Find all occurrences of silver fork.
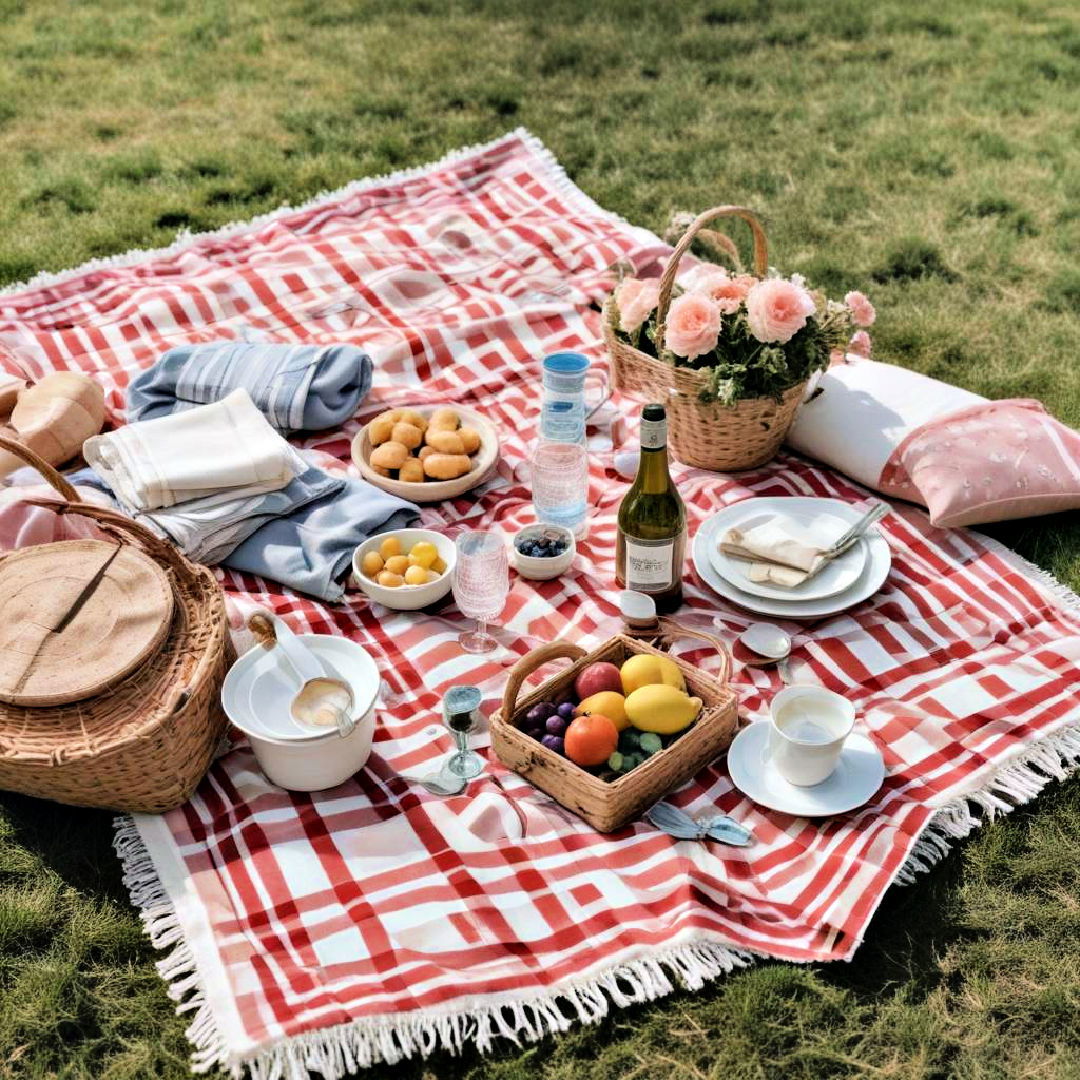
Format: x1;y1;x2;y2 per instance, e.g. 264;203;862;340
824;501;889;559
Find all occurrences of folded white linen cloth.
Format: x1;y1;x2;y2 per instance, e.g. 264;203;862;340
69;450;340;566
719;518;832;587
83;389;295;511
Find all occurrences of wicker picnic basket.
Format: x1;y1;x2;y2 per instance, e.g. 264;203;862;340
604;205;807;472
0;435;231;813
490;625;738;832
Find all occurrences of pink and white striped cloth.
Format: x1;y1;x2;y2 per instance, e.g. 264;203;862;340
3;131;1080;1080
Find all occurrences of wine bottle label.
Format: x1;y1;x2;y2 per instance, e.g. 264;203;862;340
624;536;675;591
640;417;667;450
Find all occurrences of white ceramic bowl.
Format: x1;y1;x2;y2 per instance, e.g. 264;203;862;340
352;528;456;610
351;404;500;504
221;634;379;792
511;524;576;581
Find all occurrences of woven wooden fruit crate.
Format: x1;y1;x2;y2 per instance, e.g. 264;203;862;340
490;629;738;832
603;204;807;472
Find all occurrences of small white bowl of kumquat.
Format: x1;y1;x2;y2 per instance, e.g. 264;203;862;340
351;529;456;610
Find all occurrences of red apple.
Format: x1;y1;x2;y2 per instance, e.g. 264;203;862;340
574;662;623;701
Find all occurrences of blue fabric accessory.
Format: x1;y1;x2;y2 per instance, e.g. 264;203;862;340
127;341;372;432
68;455;345;566
223;475;420;602
645;801;753;847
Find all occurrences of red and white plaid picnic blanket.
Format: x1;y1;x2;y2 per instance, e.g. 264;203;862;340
4;131;1080;1080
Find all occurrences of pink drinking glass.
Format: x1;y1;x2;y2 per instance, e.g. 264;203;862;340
452;531;509;654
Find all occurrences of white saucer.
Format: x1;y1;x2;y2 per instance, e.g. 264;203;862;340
709;506;868;602
727;721;885;816
693;497;892;620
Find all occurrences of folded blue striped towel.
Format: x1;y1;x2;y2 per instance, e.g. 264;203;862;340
127;341;372;432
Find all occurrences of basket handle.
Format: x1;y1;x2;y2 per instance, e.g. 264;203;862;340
501;641;587;721
624;617;733;686
21;498;198;578
0;433;79;502
655;206;769;355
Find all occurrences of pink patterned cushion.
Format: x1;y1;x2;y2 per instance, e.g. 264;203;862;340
879;399;1080;527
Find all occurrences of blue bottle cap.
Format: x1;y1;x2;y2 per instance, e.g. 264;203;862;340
542;351;589;374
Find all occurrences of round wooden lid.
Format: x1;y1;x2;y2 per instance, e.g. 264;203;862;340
0;539;175;706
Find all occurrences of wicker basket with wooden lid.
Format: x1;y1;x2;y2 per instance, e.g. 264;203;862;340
0;434;231;813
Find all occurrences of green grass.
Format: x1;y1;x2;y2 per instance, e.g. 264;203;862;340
2;0;1080;1076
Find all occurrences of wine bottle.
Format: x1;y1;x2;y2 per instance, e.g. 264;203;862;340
615;404;687;613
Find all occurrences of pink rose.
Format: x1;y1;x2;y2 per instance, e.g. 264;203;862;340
664;292;722;359
689;268;757;314
849;330;872;357
614;278;660;334
844;290;876;327
745;278;816;344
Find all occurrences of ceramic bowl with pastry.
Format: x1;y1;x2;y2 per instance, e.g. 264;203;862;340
351;528;457;610
351;405;499;503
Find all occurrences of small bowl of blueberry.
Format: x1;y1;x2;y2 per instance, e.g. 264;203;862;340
511;524;576;581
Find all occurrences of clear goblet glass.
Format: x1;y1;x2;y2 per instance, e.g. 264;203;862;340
452;531;509;654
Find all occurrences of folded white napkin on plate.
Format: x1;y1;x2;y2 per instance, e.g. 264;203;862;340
719;518;831;587
84;389;295;511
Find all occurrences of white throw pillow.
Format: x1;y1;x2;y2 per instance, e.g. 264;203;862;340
785;358;986;488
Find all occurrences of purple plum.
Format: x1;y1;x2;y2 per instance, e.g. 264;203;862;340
545;715;567;736
556;701;576;720
541;734;565;755
525;704;548;725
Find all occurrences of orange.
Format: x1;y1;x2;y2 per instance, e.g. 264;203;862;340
564;713;619;767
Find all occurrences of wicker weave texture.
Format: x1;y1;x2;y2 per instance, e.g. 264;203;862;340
0;435;230;813
605;205;807;472
490;634;738;833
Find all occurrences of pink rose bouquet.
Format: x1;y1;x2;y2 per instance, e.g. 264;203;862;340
608;257;875;407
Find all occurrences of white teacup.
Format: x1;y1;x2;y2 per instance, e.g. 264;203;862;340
767;686;855;787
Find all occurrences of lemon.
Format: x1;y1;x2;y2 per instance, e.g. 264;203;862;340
625;684;702;734
574;690;629;731
619;654;686;695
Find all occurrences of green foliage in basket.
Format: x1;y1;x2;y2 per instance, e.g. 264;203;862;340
608;259;876;406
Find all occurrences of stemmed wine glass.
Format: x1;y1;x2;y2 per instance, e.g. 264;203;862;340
443;684;485;779
452;531;509;654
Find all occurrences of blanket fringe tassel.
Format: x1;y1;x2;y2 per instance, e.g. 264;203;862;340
113;817;752;1078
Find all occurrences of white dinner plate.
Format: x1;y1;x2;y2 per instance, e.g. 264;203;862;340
727;721;885;817
708;506;868;601
693;497;892;620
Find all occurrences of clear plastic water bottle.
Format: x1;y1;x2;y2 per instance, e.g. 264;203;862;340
539;352;609;446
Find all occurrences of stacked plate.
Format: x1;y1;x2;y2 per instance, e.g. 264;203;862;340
692;497;892;619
